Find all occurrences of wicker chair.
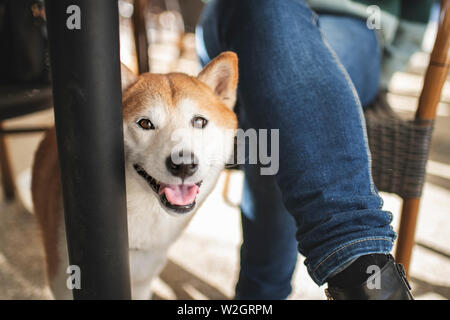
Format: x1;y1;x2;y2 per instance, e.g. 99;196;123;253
375;0;449;275
223;0;450;276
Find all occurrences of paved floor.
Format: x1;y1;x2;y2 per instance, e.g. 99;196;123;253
1;79;449;300
1;24;449;300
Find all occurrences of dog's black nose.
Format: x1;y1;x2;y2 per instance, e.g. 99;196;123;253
166;151;198;179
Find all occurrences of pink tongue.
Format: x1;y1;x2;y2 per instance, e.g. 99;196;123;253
159;184;199;206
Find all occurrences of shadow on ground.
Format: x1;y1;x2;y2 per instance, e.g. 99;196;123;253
0;201;230;300
0;202;49;299
1;200;450;300
155;260;229;300
411;277;450;300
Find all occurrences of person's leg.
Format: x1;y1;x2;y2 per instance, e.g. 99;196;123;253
198;1;300;300
197;0;396;291
317;14;381;107
236;164;298;300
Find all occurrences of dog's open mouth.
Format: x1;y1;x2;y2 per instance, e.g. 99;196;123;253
133;164;202;214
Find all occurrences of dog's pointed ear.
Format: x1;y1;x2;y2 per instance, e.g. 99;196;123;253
121;63;138;93
197;51;238;109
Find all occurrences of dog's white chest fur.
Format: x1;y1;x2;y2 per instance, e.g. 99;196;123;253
126;176;194;299
126;174;193;251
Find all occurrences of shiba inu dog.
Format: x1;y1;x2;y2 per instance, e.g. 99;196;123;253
31;52;238;299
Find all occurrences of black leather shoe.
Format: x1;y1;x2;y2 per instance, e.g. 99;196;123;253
325;256;414;300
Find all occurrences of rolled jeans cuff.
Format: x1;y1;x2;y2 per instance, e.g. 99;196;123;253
308;237;395;285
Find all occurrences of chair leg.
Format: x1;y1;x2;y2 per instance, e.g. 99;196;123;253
395;197;421;277
222;170;240;208
0;122;16;201
133;0;150;74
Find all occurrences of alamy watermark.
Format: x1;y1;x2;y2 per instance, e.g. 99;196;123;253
66;265;81;290
170;128;280;176
366;5;381;30
66;263;383;292
366;265;381;290
66;5;81;30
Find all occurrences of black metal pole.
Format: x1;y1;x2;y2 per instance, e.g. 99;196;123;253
45;0;131;299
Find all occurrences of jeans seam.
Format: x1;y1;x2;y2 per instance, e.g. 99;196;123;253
311;237;394;275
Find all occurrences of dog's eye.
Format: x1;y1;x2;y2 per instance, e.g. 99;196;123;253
137;118;155;130
192;116;208;129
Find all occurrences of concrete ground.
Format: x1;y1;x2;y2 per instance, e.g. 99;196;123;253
1;16;449;300
1;76;449;300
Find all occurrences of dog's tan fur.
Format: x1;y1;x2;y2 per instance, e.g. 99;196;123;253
122;72;236;129
32;52;238;299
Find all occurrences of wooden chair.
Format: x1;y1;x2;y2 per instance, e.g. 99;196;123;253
393;0;449;275
366;0;449;275
0;0;149;202
222;0;450;277
132;0;150;74
0;85;53;201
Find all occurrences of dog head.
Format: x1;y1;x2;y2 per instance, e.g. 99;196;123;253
121;52;238;216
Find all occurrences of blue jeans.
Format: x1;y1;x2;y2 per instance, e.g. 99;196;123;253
196;0;396;299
